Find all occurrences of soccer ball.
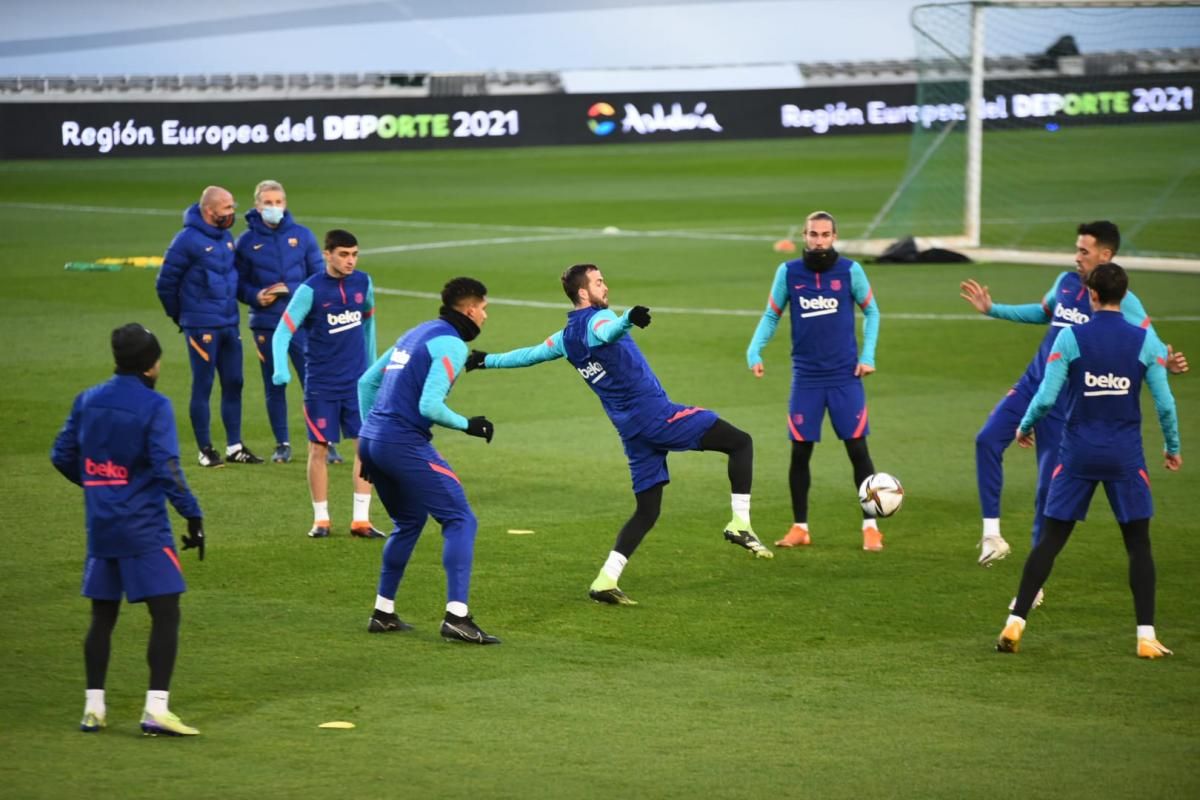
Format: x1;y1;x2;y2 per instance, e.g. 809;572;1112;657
858;473;904;518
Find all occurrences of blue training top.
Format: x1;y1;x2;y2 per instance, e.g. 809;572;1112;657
51;374;202;558
989;270;1153;409
272;269;377;398
358;318;473;444
483;306;674;439
1019;310;1180;479
746;255;880;387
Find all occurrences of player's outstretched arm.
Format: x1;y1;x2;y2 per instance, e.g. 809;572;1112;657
959;279;993;314
480;331;566;370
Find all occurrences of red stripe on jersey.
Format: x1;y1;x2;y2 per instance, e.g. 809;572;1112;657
787;414;804;442
303;403;327;443
852;405;869;438
593;318;612;332
429;462;461;484
339;280;347;305
545;337;554;347
858;288;874;310
1140;316;1151;329
666;407;704;424
364;307;375;319
1139;468;1151;487
1157;356;1166;366
163;546;183;573
283;311;296;334
768;296;782;315
1052;463;1064;479
1041;300;1050;316
1047;352;1062;363
442;356;456;384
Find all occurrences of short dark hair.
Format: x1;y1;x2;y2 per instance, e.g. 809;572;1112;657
561;263;597;303
1077;220;1120;255
441;277;487;309
324;229;358;251
1086;261;1128;305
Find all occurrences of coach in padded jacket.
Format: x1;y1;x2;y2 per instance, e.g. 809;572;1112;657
234;180;323;461
155;185;262;468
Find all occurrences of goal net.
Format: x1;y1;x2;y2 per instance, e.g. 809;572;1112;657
861;1;1200;260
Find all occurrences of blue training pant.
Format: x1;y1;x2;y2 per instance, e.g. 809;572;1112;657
359;436;477;606
251;327;307;445
974;383;1065;546
184;325;243;450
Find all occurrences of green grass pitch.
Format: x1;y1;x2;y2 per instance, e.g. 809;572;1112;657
0;131;1197;799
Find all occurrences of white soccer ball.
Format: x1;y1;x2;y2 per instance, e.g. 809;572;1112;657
858;472;904;518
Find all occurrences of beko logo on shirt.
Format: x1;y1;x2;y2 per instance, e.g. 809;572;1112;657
1083;370;1132;396
1052;303;1090;327
385;348;411;371
577;360;608;384
327;310;363;333
85;457;129;479
797;295;839;318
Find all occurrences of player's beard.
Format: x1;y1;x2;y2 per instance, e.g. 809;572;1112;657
587;290;609;309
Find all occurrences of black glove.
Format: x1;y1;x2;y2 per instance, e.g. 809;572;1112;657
466;416;494;443
182;517;205;560
466;350;488;372
628;305;652;329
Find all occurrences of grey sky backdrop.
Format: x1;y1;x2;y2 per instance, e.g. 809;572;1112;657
0;0;942;75
2;1;1196;78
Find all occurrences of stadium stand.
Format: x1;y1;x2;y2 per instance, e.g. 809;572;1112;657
0;49;1195;99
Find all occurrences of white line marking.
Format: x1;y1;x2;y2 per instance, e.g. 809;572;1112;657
360;233;596;254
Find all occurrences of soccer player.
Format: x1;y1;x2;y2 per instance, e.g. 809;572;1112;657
746;210;884;551
467;264;771;607
961;221;1186;569
358;277;500;644
156;185;263;467
235;179;328;465
996;262;1181;658
51;323;206;736
272;229;383;539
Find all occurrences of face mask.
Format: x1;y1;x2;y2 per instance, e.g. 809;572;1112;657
213;213;235;230
803;247;840;272
260;206;285;226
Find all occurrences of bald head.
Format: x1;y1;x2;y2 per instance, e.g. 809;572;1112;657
199;185;236;230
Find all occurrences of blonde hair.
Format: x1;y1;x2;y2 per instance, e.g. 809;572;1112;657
254;179;286;204
804;210;837;234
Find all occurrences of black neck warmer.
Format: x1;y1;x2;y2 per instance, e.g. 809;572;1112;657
803;247;840;272
439;306;481;342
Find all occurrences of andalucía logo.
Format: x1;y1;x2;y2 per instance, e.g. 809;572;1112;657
587;102;617;136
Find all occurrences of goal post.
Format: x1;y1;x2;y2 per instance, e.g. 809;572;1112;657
857;0;1200;266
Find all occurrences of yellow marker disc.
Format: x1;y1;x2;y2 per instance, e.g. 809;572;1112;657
318;721;356;729
506;529;535;535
